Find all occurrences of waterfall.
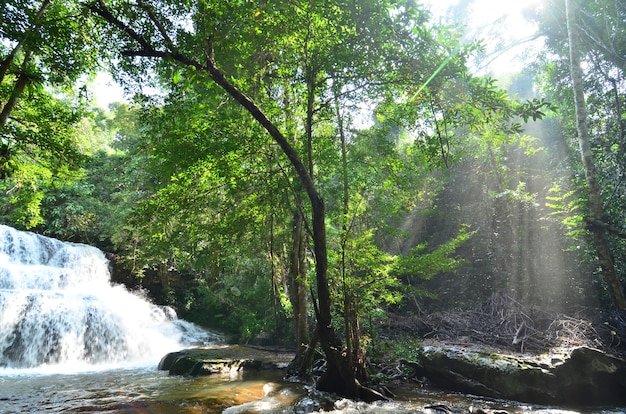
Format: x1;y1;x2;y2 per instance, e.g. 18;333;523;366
0;224;217;371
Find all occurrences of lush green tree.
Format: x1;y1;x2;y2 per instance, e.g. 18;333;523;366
0;0;102;229
1;0;99;152
0;93;86;228
39;103;147;247
529;0;626;309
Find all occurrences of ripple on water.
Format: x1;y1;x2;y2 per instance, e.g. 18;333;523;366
1;368;625;413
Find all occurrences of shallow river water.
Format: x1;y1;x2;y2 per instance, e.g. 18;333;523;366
1;365;624;414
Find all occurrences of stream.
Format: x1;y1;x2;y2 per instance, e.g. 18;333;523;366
1;363;625;413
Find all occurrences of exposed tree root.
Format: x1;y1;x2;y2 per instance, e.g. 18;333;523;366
316;367;389;403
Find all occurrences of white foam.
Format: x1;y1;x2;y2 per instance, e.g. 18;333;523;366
0;225;219;372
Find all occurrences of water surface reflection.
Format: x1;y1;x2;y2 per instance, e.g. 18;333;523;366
1;367;624;413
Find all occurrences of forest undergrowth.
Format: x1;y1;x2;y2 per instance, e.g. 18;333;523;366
381;294;626;359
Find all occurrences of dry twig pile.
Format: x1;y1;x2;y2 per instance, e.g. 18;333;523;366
388;294;626;357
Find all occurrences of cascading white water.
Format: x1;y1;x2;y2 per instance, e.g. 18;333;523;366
0;224;218;371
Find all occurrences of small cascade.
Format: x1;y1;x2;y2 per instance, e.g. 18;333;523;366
0;224;219;370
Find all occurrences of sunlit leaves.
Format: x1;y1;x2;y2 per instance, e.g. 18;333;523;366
331;228;401;317
516;97;556;123
0;88;91;228
545;183;588;244
393;224;476;281
0;158;53;228
119;81;281;274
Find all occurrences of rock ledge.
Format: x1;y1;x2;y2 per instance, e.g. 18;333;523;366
416;342;626;406
158;345;295;376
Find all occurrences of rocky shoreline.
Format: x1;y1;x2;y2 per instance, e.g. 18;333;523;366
159;341;626;409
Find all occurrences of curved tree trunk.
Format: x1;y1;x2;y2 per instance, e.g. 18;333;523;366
202;46;384;401
87;1;387;400
565;0;626;309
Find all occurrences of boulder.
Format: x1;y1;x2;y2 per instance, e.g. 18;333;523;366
158;345;295;376
415;343;626;406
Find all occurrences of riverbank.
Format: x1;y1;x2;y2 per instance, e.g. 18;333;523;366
380;294;626;359
154;341;626;413
369;295;626;409
154;294;626;411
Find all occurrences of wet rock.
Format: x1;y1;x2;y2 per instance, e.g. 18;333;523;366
415;344;626;406
552;346;626;404
158;345;295;376
293;396;321;413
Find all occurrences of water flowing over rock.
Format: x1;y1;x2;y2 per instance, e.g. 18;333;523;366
0;224;218;370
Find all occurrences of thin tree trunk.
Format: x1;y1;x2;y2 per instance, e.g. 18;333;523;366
280;84;310;367
0;46;21;85
334;91;367;382
288;210;309;364
566;0;626;309
268;160;280;332
336;93;354;374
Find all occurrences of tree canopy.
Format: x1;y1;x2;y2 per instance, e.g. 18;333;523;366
1;0;625;401
0;0;102;227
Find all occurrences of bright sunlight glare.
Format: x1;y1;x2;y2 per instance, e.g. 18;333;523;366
422;0;544;75
92;72;126;109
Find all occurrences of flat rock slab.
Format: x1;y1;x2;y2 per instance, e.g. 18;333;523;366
416;341;626;407
158;345;295;376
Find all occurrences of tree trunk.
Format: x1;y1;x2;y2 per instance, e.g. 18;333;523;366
287;210;309;372
337;93;354;375
280;83;310;371
0;50;33;129
201;39;369;399
565;0;626;309
335;91;368;383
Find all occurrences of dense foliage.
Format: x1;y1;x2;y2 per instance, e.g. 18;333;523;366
1;0;625;395
528;0;626;307
0;0;101;227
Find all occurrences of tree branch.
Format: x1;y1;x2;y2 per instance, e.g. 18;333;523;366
136;0;177;52
85;0;154;53
584;217;626;240
121;49;168;59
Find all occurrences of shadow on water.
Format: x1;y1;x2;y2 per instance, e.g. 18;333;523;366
2;366;625;414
